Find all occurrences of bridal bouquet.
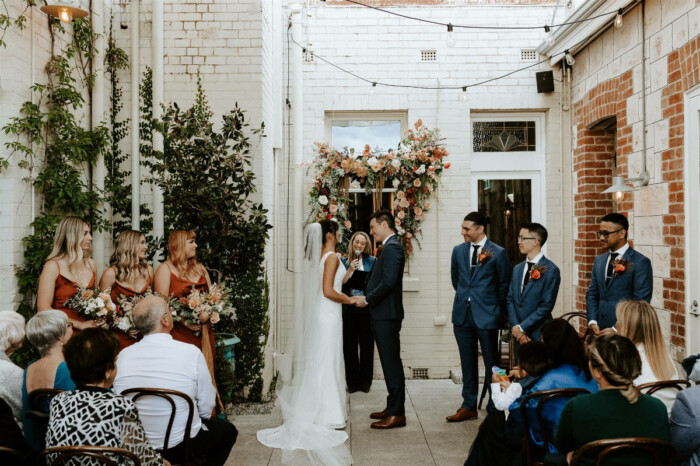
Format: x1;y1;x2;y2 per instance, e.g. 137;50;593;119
114;290;154;332
65;288;117;322
170;284;235;327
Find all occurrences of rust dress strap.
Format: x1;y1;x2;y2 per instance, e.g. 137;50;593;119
110;275;152;352
52;267;96;335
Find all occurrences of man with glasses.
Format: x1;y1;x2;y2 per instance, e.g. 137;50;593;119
507;223;561;357
586;213;653;333
448;211;511;421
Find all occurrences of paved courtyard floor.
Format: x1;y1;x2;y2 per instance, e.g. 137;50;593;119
226;379;485;465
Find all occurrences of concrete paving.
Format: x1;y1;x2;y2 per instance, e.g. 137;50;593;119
226;379;486;466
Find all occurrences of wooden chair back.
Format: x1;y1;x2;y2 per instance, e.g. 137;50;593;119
121;387;201;465
637;379;690;395
0;446;28;464
26;388;65;449
570;437;675;466
520;388;591;466
560;312;591;341
34;446;141;465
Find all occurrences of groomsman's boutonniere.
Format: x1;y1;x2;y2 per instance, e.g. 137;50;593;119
478;249;493;266
612;259;631;277
530;265;547;280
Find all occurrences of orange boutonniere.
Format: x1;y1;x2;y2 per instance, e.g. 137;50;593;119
478;249;494;266
530;265;547;280
612;259;630;277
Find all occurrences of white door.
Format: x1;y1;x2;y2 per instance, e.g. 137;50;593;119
685;89;700;355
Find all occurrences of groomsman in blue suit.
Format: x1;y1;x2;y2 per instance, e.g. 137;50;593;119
448;212;511;421
586;213;653;333
507;223;561;354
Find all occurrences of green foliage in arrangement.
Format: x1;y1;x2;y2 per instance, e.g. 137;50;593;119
148;78;272;402
1;17;124;368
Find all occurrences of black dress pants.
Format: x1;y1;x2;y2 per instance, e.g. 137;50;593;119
162;418;238;466
343;308;374;390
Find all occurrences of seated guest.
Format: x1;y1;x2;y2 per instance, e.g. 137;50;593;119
0;311;26;425
22;310;76;450
555;334;670;466
616;300;679;414
45;328;168;466
114;296;237;466
670;385;700;466
0;396;33;465
465;341;550;466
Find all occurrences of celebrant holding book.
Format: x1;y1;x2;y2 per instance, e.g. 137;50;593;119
37;216;101;333
341;231;376;393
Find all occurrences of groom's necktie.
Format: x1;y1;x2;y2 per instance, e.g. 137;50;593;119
471;245;480;274
522;262;535;294
605;252;619;286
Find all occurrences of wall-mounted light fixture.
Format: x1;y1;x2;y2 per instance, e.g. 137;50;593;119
602;171;650;201
40;1;87;23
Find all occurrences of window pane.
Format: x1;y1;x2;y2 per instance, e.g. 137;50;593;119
478;179;532;266
473;121;536;152
331;120;401;155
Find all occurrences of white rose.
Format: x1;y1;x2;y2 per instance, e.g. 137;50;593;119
368;156;378;166
95;298;105;308
392;177;400;188
416;165;426;175
318;195;328;206
117;318;132;331
391;159;401;170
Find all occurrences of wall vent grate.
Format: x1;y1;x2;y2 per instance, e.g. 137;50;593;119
421;50;437;62
303;49;315;63
412;367;429;379
520;49;538;61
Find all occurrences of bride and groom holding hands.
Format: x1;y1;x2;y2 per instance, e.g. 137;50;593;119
257;210;406;465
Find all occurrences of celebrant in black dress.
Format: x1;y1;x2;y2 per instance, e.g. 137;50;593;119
341;232;376;393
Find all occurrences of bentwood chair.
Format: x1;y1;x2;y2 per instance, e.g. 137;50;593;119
520;388;592;466
560;312;592;342
121;387;205;466
637;379;691;395
26;389;65;450
0;446;29;465
570;438;675;466
34;446;141;466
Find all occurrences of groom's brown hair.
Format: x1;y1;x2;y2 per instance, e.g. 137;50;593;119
370;210;396;232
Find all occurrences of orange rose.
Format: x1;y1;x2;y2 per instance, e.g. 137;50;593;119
531;270;541;280
344;220;352;228
81;290;93;300
413;179;421;187
615;264;625;273
424;201;431;210
414;119;423;129
444;163;451;169
428;166;435;172
396;191;405;199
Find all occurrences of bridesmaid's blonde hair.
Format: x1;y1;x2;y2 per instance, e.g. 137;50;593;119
616;300;676;380
168;230;206;279
47;216;92;273
109;230;150;284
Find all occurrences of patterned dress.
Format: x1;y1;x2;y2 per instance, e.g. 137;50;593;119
46;386;163;466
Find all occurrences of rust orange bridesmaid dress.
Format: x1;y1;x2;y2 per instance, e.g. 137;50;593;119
110;278;152;351
51;262;96;335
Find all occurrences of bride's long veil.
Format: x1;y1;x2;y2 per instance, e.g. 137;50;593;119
257;223;352;465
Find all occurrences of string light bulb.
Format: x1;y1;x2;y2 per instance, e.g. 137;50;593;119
446;23;456;48
564;49;575;67
544;25;553;44
370;82;377;95
615;9;623;28
459;87;468;102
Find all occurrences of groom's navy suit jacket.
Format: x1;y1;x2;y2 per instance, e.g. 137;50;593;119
366;235;405;321
586;246;653;329
506;256;560;341
451;240;511;329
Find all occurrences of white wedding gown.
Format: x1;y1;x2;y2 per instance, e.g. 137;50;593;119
258;227;352;466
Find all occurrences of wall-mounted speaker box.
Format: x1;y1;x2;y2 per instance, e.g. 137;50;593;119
536;71;555;93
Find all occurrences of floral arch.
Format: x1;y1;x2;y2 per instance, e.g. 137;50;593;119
307;120;450;256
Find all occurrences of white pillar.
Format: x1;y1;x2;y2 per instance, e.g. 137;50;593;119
152;0;165;262
290;7;304;279
130;0;140;230
92;0;106;269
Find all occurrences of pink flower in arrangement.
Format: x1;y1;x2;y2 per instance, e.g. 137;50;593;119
413;179;422;187
395;218;401;226
424;201;431;210
400;198;410;208
414;207;423;216
428;166;435;172
387;152;396;160
416;212;424;221
344;220;352;229
396;191;405;199
397;211;405;219
330;204;338;214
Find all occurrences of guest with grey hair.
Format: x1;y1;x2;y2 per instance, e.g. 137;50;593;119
0;311;26;426
22;310;76;450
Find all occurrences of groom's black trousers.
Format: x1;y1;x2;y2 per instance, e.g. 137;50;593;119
371;318;406;416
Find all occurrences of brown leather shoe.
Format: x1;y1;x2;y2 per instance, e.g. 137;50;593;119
446;407;478;422
371;415;406;429
370;409;389;420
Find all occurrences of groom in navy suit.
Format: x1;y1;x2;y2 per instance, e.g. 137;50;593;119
507;223;561;353
448;211;511;421
586;212;653;332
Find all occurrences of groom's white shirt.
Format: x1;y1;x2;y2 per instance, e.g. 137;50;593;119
383;234;395;245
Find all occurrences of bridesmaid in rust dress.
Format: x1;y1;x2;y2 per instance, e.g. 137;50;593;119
36;216;100;333
99;230;154;351
154;230;216;367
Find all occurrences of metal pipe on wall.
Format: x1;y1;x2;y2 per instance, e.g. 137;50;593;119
92;0;106;269
130;0;140;229
152;0;165;261
291;7;304;289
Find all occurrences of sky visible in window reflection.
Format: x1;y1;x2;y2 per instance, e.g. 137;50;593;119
331;121;401;156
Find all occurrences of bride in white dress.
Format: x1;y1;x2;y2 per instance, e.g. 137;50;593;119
258;220;356;465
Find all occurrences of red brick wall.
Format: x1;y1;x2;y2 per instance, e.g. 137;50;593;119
659;34;700;348
572;70;633;315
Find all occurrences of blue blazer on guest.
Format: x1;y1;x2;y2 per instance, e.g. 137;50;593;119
585;246;653;329
451;239;511;329
507;256;561;341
